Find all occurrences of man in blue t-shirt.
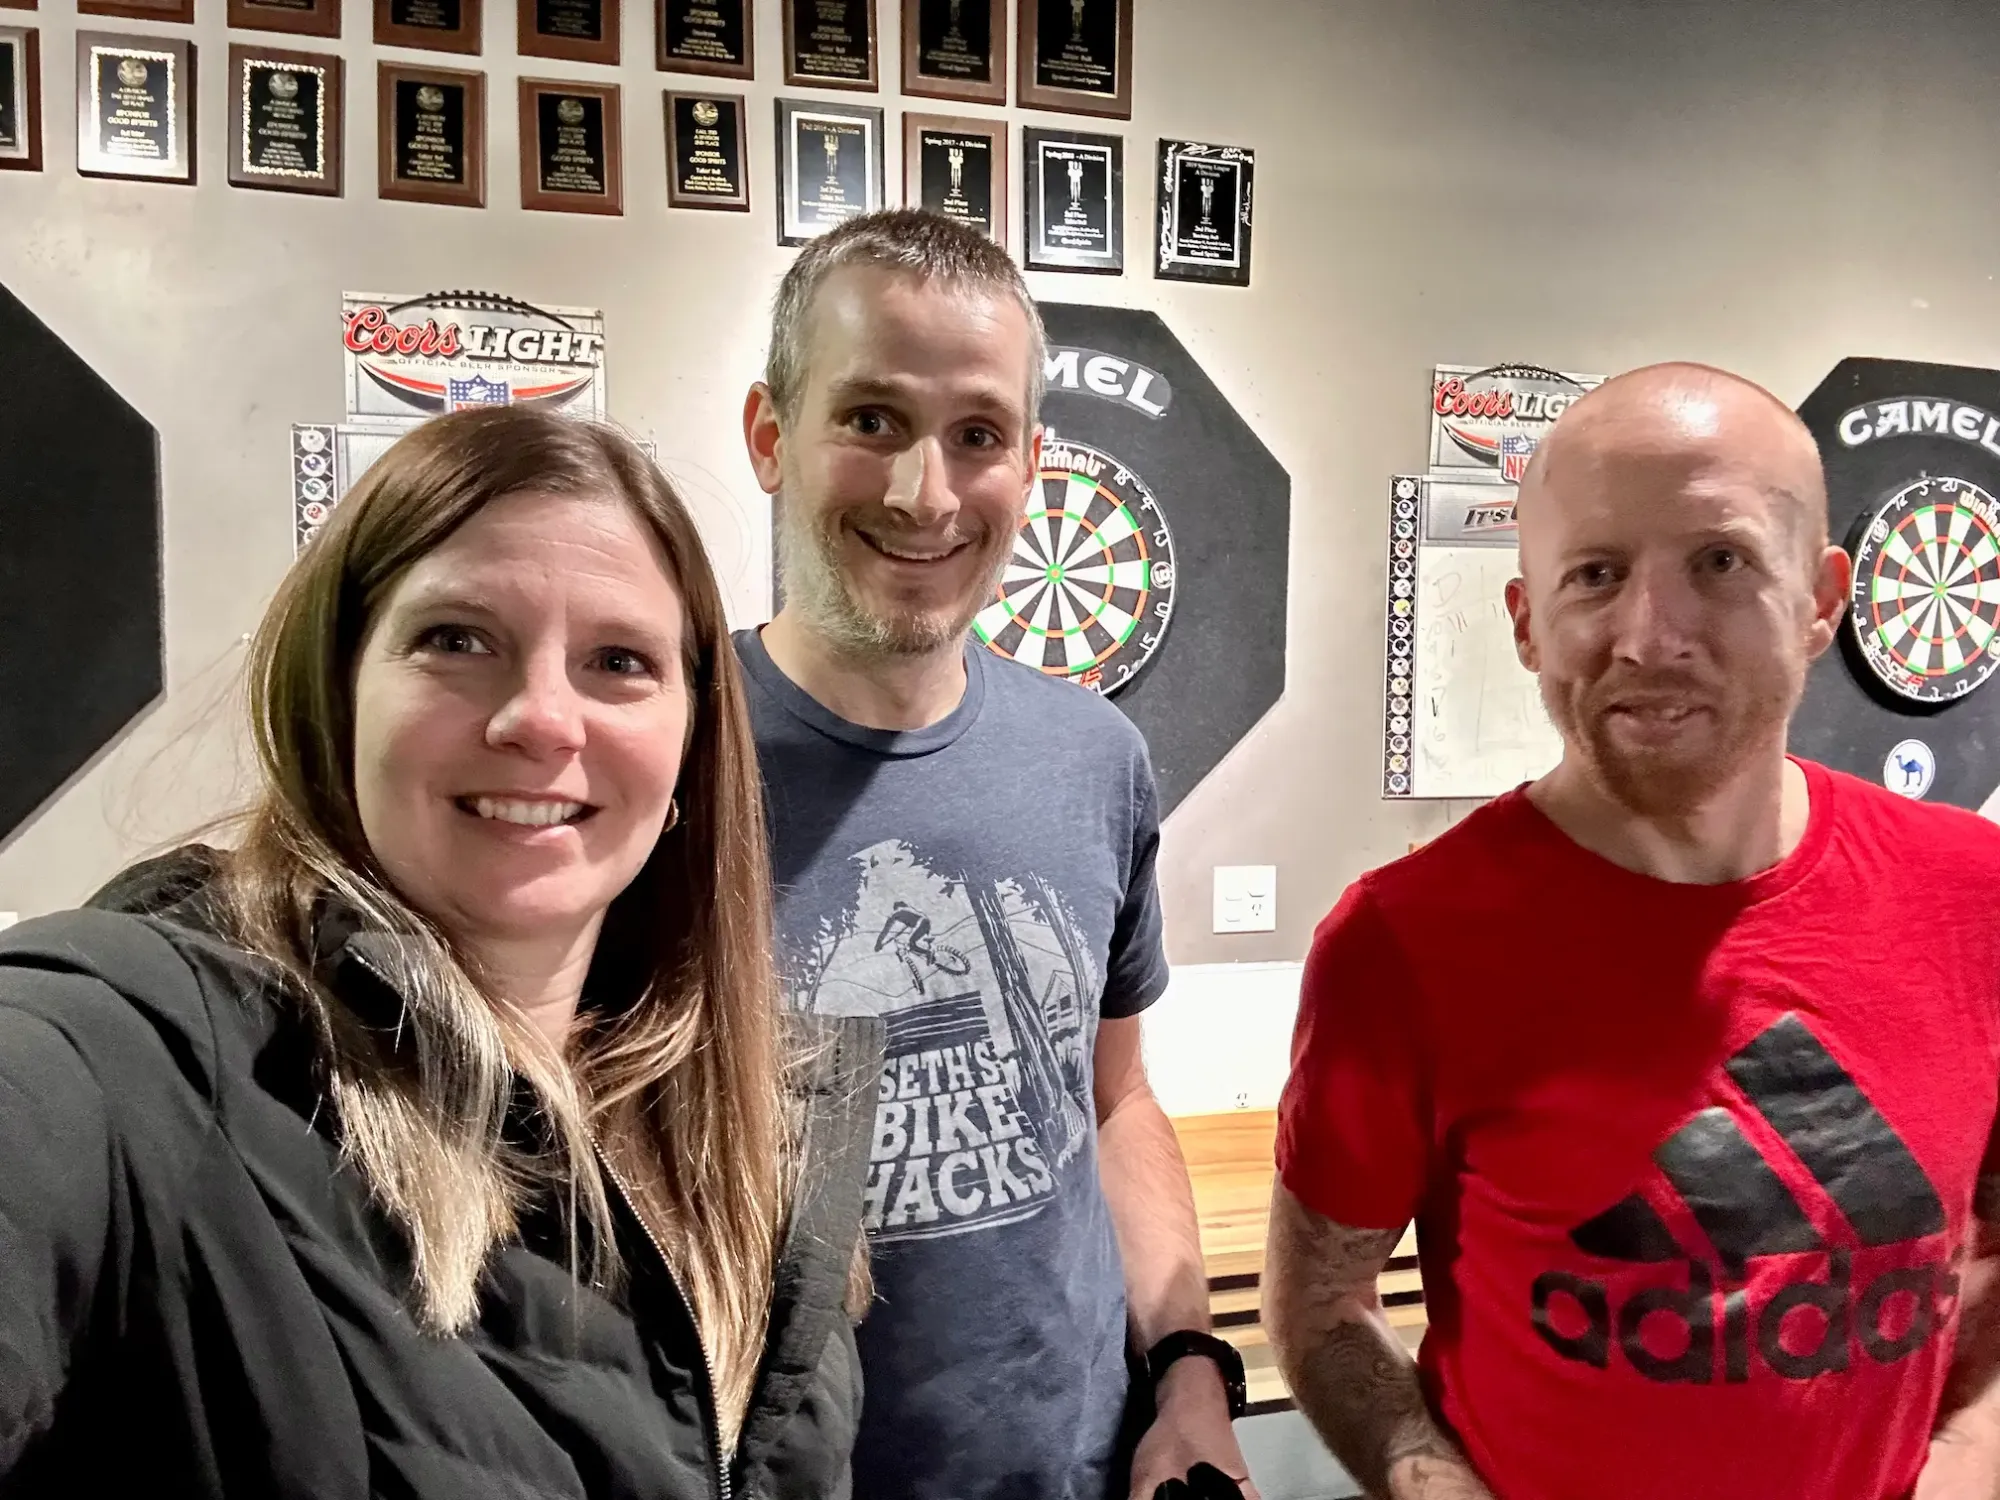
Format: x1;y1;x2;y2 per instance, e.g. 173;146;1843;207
736;208;1256;1500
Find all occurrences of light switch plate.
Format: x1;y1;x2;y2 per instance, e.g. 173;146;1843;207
1212;865;1277;933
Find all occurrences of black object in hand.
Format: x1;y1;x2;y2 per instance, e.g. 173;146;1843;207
1153;1462;1246;1500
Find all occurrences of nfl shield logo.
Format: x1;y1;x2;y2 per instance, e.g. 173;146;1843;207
447;376;512;411
1500;433;1537;483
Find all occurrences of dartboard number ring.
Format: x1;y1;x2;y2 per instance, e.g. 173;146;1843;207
974;436;1177;694
1848;473;2000;703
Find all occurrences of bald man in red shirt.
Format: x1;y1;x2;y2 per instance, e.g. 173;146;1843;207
1265;364;2000;1500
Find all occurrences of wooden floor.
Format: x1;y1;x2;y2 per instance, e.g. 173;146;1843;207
1173;1110;1426;1412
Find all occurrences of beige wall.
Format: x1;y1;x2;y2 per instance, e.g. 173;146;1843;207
4;0;1999;964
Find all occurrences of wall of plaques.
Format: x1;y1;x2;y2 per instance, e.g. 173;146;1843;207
0;0;1257;284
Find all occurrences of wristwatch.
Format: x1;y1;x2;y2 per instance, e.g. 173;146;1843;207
1145;1330;1248;1420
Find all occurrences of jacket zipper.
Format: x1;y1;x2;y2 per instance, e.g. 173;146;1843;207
596;1148;733;1500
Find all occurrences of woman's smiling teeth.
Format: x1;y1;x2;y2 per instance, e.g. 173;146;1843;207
459;797;590;826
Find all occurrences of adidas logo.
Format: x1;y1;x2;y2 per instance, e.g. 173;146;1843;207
1531;1013;1957;1383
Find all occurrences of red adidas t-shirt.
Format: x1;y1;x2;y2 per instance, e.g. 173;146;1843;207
1278;760;2000;1500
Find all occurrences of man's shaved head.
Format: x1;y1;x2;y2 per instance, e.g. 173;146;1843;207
1504;361;1849;817
1517;363;1830;570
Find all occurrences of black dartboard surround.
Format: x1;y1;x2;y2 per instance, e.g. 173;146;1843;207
1793;357;2000;809
1034;303;1289;815
0;281;164;845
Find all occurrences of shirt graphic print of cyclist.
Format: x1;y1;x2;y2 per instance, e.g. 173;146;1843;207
785;838;1097;1242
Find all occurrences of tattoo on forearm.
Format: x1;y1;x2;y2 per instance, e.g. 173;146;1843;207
1267;1193;1487;1500
1290;1321;1465;1497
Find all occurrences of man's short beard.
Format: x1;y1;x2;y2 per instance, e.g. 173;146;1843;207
1574;724;1753;818
774;495;1004;661
1543;664;1804;818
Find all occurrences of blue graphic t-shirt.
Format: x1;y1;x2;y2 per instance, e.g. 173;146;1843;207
736;628;1170;1500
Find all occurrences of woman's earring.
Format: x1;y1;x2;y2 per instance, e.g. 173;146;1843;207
663;798;680;833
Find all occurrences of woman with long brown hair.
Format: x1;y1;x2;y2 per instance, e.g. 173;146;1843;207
0;406;880;1500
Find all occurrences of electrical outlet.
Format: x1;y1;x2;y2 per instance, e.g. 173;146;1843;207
1211;865;1277;933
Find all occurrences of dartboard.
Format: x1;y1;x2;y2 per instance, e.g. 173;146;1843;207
1848;474;2000;703
973;437;1177;694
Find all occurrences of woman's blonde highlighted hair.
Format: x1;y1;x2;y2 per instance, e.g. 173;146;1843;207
221;405;786;1438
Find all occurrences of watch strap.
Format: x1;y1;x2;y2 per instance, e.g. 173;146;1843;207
1144;1329;1248;1420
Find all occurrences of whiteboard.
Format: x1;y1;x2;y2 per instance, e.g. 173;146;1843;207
1381;476;1562;798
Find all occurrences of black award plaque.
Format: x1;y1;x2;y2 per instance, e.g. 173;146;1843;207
79;0;193;23
378;61;485;206
903;112;1003;242
775;95;881;245
1022;126;1120;273
0;25;40;173
520;77;621;214
228;0;340;40
783;0;875;90
1156;140;1252;286
230;0;340;38
519;0;616;66
666;89;747;209
375;0;481;55
657;0;751;78
229;44;340;194
76;32;194;183
1017;0;1128;118
901;0;1001;105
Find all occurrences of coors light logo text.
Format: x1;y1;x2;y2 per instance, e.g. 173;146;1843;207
1430;363;1597;472
340;290;608;421
343;304;604;366
1432;376;1579;424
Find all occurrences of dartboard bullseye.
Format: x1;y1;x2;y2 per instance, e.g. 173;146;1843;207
974;436;1177;694
1848;474;2000;703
